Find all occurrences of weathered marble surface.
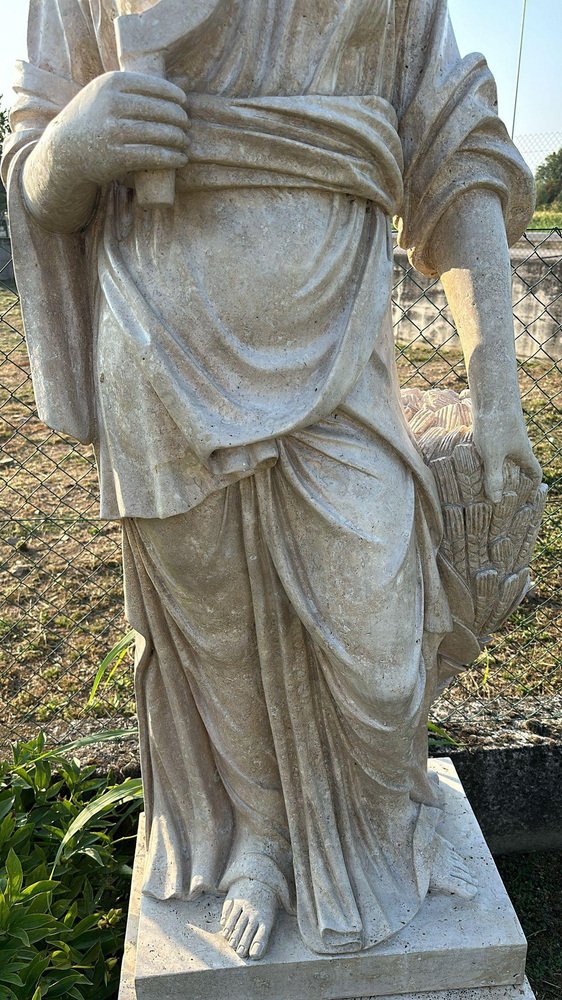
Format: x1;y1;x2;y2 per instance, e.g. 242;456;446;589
119;762;533;1000
3;0;543;979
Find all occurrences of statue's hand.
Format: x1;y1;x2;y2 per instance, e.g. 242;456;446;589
31;71;190;189
473;407;542;503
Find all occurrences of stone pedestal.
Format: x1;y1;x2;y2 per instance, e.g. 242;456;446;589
118;760;536;1000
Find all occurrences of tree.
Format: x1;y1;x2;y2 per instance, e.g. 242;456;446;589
535;147;562;208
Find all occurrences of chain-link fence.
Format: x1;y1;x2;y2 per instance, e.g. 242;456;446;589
515;132;562;178
1;228;561;755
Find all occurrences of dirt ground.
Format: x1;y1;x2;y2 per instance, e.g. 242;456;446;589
1;277;561;754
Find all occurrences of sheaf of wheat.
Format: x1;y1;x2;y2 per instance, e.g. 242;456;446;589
402;387;547;682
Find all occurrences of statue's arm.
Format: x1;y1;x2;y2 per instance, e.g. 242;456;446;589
22;71;190;234
426;187;541;502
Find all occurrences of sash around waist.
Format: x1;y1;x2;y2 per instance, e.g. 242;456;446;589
131;94;405;215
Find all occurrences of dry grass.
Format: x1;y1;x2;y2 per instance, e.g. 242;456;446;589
0;291;132;747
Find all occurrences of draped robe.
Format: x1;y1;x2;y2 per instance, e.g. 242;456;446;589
3;0;534;956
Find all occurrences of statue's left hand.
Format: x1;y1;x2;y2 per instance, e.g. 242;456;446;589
473;408;542;503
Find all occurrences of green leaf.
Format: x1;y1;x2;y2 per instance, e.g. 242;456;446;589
80;847;105;867
51;779;143;874
5;850;23;897
0;814;16;848
62;902;78;927
0;971;23;1000
10;767;36;788
11;730;139;767
43;972;91;997
20;880;59;900
32;989;43;1000
0;891;10;930
68;914;100;936
87;630;136;706
27;893;52;915
9;912;60;932
0;795;15;824
7;926;29;946
427;721;459;747
33;761;52;793
0;971;24;987
22;955;50;988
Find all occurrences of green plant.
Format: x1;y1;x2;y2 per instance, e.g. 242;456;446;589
0;731;142;1000
427;720;458;751
87;631;135;709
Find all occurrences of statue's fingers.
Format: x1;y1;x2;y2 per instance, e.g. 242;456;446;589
483;463;505;505
116;94;191;129
114;143;189;172
521;452;542;488
118;120;190;150
119;72;188;106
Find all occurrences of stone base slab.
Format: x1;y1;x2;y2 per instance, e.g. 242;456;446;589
119;759;535;1000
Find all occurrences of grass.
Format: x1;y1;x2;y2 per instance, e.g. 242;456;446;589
497;851;562;1000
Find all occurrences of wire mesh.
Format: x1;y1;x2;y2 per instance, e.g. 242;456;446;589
515;132;562;177
1;228;561;752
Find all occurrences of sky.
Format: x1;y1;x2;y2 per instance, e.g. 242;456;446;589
0;0;561;172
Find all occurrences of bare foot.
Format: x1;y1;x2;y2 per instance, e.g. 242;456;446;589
220;878;278;960
429;834;478;900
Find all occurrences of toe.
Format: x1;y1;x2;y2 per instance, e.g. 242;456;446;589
453;879;478;900
229;913;250;952
444;871;478;898
222;901;243;938
248;922;270;961
236;917;259;959
220;899;233;928
449;860;477;881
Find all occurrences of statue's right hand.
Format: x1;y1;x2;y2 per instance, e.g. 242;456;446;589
35;71;190;187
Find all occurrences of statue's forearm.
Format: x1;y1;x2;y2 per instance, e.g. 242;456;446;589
427;188;523;422
22;133;100;235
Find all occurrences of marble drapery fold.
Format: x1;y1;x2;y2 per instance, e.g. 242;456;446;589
124;413;445;954
2;0;535;956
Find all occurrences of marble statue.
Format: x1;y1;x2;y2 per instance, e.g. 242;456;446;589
3;0;543;968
